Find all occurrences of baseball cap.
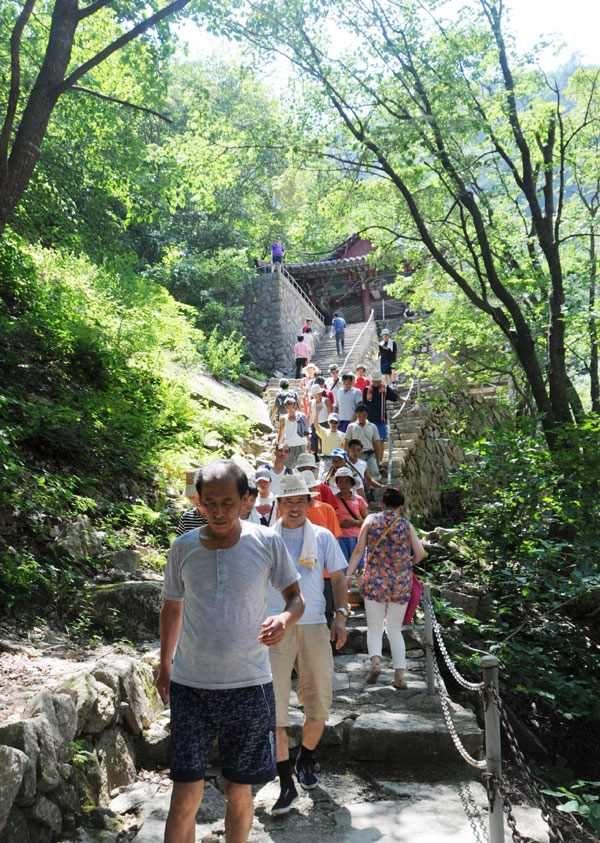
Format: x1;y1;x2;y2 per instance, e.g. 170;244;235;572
331;448;348;460
328;413;340;422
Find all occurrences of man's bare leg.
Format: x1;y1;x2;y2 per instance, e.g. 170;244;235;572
301;719;325;750
164;780;204;843
222;778;254;843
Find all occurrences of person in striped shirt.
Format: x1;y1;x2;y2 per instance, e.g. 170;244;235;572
176;468;208;535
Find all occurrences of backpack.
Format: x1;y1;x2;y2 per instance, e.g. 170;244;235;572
296;412;309;437
275;390;298;416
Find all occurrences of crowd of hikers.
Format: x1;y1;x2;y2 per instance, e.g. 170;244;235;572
158;317;424;842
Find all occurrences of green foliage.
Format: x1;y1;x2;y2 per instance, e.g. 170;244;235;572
0;233;257;618
542;779;600;834
432;415;600;721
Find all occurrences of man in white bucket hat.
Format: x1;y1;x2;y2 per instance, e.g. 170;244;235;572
267;472;348;816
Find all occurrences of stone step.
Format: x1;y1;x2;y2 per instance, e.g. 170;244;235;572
129;771;550;842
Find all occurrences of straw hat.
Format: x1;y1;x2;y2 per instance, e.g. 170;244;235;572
370;370;383;381
276;473;318;498
185;468;199;497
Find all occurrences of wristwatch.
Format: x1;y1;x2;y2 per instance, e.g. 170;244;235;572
336;607;349;617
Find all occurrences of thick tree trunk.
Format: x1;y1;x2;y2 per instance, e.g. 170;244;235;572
0;0;79;237
589;228;600;415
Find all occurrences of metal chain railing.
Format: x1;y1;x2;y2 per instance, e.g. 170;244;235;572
424;596;484;692
423;588;566;843
490;688;566;843
430;650;487;770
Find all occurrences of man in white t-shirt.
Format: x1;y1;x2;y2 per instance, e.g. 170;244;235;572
267;473;348;816
254;467;279;527
158;460;304;843
264;445;293;495
334;372;362;433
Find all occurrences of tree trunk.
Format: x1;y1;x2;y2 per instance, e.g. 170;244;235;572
0;1;80;237
589;228;600;414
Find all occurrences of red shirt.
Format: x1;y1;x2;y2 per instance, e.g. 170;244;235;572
354;376;370;394
316;483;337;507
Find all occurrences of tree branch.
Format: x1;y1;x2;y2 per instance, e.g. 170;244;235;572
0;0;37;180
60;0;192;93
77;0;113;20
68;85;172;122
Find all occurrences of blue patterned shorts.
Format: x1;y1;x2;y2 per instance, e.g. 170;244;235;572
169;681;277;784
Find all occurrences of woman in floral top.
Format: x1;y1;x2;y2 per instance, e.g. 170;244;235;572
346;487;425;688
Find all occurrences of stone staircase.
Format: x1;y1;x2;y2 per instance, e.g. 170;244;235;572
264;319;377;416
125;609;549;842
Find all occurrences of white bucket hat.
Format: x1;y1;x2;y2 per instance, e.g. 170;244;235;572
276;473;318;498
370;370;383;381
334;466;356;485
296;452;317;469
310;383;324;395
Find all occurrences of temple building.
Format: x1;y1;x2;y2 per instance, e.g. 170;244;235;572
280;234;411;322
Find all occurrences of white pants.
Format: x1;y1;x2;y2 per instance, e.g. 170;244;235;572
364;599;408;669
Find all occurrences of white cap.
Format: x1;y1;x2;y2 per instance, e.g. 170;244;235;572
328;412;340;422
310;384;324;395
334;466;356;485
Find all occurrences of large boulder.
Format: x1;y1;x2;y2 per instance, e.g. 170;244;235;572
25;691;77;762
0;720;39;806
89;582;163;641
55;515;103;559
24;794;62;835
0;746;28;833
0;806;29;843
93;656;163;735
56;673;99;736
95;728;136;798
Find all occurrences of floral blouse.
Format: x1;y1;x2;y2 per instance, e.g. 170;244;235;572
360;511;413;604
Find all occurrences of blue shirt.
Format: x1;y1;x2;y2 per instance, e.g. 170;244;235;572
332;316;346;332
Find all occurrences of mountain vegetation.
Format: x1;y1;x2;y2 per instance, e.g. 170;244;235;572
0;0;599;820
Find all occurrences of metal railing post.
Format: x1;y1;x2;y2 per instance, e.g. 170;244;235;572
482;655;504;843
423;585;436;695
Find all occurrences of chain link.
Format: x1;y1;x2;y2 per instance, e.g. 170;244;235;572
425;596;566;843
491;688;566;843
431;651;487;769
424;597;485;692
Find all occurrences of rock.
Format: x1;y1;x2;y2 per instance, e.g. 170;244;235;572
70;741;103;812
238;373;267;396
24;793;62;833
57;673;98;736
55;515;103;559
52;694;78;759
104;550;140;574
229;453;256;478
134;721;170;769
25;690;76;763
94;656;163;735
84;680;118;735
46;777;80;814
30;715;60;791
440;588;480;618
109;780;160;816
349;706;482;762
0;720;38;806
0;746;28;833
0;806;29;843
26;824;52;843
95;728;136;796
89;582;163;641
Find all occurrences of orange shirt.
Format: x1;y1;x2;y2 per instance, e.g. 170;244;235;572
307;500;342;579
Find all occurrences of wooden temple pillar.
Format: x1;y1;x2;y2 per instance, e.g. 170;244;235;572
361;283;371;321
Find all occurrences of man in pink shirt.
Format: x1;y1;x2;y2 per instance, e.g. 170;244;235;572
294;335;309;378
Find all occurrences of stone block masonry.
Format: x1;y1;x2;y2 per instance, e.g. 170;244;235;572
242;272;325;376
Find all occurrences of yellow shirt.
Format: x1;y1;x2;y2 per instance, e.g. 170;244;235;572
316;425;345;455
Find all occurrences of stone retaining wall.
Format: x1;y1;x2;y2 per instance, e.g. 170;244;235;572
242;272;325;376
389;391;508;522
0;654;165;842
